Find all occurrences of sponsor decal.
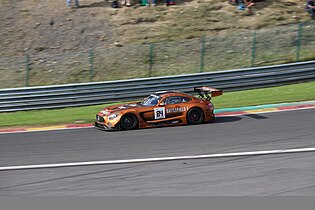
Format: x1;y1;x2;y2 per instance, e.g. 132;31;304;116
129;104;137;107
166;107;188;114
154;107;165;119
118;106;126;109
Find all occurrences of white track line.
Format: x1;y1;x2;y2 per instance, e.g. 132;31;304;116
1;147;315;171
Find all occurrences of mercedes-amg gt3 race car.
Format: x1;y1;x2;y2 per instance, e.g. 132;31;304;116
95;86;223;131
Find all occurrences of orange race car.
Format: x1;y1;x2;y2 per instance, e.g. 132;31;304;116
95;86;223;131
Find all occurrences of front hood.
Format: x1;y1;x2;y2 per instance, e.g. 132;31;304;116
98;103;142;116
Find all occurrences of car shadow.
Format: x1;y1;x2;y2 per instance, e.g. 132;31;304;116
211;116;242;124
243;114;268;120
95;114;271;132
95;116;243;132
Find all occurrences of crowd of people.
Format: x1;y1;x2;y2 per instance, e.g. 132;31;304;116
65;0;315;18
66;0;176;8
228;0;315;18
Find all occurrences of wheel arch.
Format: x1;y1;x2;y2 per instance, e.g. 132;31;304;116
186;106;206;123
120;112;140;129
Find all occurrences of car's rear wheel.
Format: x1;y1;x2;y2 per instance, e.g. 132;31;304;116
120;114;138;130
187;108;204;125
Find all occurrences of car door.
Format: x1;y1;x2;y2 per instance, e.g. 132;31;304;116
162;96;189;119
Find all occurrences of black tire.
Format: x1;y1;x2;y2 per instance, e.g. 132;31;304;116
120;114;138;130
187;108;204;125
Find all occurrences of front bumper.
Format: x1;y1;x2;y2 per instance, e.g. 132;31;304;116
95;113;122;131
94;122;121;131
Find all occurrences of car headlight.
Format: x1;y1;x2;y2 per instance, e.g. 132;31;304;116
108;113;119;120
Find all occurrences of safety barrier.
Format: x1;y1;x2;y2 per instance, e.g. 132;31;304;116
0;61;314;112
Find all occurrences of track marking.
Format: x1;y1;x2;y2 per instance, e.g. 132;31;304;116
0;125;92;134
1;147;315;171
216;106;315;117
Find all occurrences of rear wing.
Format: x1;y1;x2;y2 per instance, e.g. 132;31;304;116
194;86;223;100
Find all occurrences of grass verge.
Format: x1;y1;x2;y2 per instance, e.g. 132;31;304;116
0;81;315;127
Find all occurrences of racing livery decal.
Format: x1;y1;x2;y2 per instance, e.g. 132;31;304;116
154;107;165;119
166;107;188;114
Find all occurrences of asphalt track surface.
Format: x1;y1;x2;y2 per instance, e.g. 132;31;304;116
0;109;314;195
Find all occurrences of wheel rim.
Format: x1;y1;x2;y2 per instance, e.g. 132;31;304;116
121;115;137;129
187;109;203;124
190;110;201;122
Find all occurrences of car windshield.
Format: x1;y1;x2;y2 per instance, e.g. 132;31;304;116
140;95;160;106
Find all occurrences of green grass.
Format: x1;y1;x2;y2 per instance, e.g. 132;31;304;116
212;81;315;108
0;103;121;127
0;81;314;127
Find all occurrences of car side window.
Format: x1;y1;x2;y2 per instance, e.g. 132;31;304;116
163;96;183;105
180;97;191;103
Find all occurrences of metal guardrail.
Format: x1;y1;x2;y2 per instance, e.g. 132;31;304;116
0;61;314;112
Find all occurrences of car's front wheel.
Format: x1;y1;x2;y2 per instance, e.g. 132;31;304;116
187;108;204;125
120;114;138;130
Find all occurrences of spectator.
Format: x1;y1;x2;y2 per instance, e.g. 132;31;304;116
244;0;255;12
140;0;146;6
66;0;80;8
112;0;120;8
146;0;156;6
228;0;237;5
306;0;315;18
231;0;254;13
121;0;131;7
164;0;176;6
